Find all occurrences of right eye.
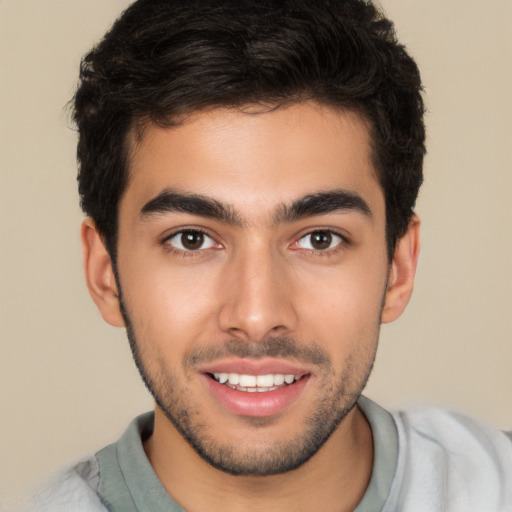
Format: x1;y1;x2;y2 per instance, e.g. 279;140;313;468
295;230;344;251
165;230;217;251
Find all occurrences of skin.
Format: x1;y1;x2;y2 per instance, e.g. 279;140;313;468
82;102;419;512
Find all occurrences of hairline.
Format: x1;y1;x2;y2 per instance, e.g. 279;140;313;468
105;100;393;265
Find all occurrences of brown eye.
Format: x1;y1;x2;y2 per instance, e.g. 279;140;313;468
167;230;216;251
297;230;342;251
310;231;332;250
182;231;204;250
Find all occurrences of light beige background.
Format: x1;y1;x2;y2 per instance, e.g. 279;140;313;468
1;0;511;509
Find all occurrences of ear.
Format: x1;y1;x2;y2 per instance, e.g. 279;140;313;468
381;216;420;324
81;218;125;327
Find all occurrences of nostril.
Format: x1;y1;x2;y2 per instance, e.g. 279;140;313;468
217;281;298;341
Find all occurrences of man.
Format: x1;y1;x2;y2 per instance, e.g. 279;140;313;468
26;0;512;511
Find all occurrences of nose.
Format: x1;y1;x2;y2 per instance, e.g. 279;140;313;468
217;244;298;341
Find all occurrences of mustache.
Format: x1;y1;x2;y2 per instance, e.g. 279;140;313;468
184;336;331;368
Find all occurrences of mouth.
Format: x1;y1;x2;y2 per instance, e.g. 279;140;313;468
209;372;303;393
201;362;311;418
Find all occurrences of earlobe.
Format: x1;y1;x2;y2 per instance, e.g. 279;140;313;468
381;216;420;324
81;218;125;327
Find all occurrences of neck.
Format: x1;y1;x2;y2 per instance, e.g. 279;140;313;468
144;405;373;512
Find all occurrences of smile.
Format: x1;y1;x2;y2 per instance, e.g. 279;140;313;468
204;368;310;417
211;372;302;392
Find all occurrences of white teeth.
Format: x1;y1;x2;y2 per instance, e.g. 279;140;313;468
212;372;301;390
256;374;274;387
239;375;257;387
228;373;240;385
273;374;285;385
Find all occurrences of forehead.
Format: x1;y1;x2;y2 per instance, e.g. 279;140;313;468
123;102;383;220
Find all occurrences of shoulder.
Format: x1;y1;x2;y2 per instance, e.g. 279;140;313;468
394;405;512;461
385;406;512;512
20;457;107;512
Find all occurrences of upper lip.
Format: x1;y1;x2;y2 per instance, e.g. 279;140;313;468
197;357;311;377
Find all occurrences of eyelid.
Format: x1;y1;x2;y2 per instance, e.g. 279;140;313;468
291;228;349;253
161;227;222;252
298;232;342;250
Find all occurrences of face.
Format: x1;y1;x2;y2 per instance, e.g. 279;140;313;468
93;102;400;475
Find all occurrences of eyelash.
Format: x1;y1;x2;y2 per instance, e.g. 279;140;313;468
162;228;220;256
292;229;348;256
161;228;349;257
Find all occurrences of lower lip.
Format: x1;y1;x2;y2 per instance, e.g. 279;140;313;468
203;375;309;418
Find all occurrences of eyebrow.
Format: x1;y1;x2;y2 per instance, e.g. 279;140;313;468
141;190;243;226
140;189;372;225
274;190;372;224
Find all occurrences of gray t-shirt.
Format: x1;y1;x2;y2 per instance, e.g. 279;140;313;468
23;397;512;511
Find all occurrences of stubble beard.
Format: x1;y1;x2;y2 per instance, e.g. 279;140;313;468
118;295;379;477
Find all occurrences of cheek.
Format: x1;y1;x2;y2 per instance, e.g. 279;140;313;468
294;260;387;350
119;258;222;350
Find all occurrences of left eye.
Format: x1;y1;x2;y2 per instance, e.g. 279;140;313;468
166;230;217;251
296;230;343;251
